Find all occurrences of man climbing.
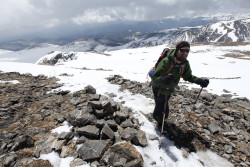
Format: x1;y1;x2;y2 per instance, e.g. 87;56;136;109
151;41;209;128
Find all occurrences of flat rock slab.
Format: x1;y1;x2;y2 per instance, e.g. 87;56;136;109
78;140;111;161
101;141;143;167
76;125;100;138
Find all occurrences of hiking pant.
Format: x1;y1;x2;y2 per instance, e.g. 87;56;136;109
152;89;171;126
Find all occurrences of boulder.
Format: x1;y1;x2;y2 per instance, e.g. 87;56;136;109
120;119;134;128
115;111;128;122
208;123;220;134
3;154;17;167
89;94;101;101
125;159;142;167
96;119;107;128
131;130;148;147
101;124;115;139
84;85;96;94
106;120;118;130
11;135;33;151
51;139;67;151
120;127;138;142
78;140;111;161
101;141;143;167
222;115;234;122
58;132;74;140
76;125;100;138
60;142;77;158
67;110;96;127
76;136;88;144
225;145;233;154
89;101;102;110
70;158;87;167
14;159;53;167
94;109;106;118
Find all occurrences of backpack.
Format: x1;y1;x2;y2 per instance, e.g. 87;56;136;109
147;48;185;79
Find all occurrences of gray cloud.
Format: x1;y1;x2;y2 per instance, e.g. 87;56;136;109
0;0;249;42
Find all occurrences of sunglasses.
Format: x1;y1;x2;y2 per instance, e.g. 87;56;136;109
179;48;190;53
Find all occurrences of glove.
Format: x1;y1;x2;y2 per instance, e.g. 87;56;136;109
196;78;209;88
160;74;174;85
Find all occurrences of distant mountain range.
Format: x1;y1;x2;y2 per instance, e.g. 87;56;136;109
174;19;250;43
0;13;250;51
61;18;250;52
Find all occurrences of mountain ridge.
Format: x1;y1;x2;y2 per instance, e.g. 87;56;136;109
174;18;250;43
60;18;250;52
1;13;250;51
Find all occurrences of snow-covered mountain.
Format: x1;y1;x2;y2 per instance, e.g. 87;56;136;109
1;15;250;63
61;18;250;52
175;18;250;42
1;13;250;52
125;18;250;45
60;29;187;52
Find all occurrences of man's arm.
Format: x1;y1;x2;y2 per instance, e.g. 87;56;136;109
182;62;198;83
182;62;209;87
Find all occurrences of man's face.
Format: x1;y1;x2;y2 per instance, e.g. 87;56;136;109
176;46;190;63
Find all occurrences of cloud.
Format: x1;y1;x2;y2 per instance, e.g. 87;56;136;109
72;8;119;25
72;7;147;25
45;18;61;28
156;0;178;5
236;0;250;8
0;0;249;42
0;0;35;25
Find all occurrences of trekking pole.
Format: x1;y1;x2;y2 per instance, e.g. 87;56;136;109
159;90;168;149
193;87;203;107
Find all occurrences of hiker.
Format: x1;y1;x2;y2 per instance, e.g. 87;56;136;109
151;41;209;128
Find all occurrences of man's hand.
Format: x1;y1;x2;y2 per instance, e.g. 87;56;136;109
196;78;209;88
160;74;174;85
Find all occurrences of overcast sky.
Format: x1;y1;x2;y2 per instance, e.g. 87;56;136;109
0;0;250;42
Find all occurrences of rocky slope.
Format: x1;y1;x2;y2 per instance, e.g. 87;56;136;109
0;72;147;167
0;72;249;167
107;75;250;167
